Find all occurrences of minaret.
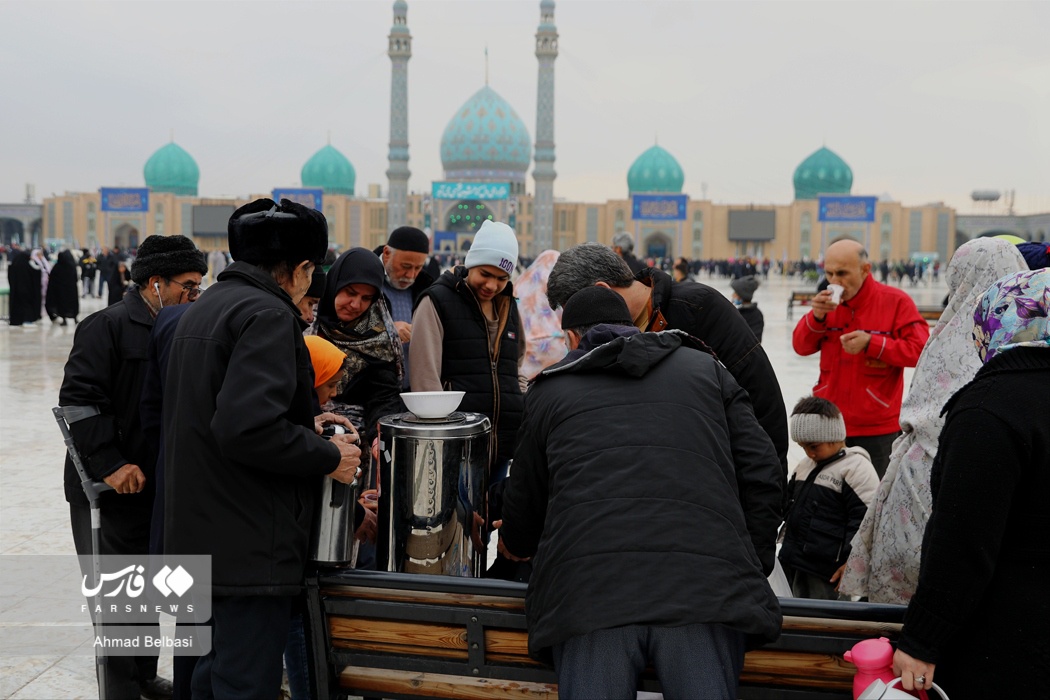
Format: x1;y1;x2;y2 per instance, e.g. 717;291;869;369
532;0;558;254
386;0;411;230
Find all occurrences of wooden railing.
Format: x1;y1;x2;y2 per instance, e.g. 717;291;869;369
306;570;905;700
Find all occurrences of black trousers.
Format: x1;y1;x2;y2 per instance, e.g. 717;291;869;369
70;501;160;700
191;596;294;700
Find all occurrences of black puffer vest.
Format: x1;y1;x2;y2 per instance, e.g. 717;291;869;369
416;268;523;467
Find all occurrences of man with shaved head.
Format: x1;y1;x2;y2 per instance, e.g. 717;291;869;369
792;239;929;477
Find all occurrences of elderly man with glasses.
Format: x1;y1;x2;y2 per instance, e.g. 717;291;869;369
59;234;208;700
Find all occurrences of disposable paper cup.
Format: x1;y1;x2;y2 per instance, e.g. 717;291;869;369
828;284;844;304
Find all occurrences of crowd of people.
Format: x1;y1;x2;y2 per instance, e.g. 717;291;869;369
44;209;1049;699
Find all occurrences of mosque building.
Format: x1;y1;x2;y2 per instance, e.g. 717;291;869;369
38;0;969;265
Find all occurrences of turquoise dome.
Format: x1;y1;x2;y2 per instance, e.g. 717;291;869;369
793;146;853;200
144;142;199;196
627;144;684;194
440;86;532;183
301;144;355;196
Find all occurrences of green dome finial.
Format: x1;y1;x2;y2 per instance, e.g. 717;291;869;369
627;144;684;194
301;144;356;196
144;141;199;196
793;146;853;200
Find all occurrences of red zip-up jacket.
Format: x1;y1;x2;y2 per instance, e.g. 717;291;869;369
792;275;929;436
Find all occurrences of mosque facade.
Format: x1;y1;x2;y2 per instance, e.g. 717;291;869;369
36;1;972;265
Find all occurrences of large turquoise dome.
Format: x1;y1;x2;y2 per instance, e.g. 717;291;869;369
301;144;355;196
440;86;532;183
627;145;684;194
144;141;199;196
793;146;852;200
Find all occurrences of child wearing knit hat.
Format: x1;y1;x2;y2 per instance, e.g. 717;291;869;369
778;396;880;601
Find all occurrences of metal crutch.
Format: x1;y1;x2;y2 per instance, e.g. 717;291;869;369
52;405;113;699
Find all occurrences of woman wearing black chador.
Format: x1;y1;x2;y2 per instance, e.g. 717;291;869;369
45;250;80;325
6;248;42;327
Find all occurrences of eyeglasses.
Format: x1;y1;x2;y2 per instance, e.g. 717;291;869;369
166;278;204;299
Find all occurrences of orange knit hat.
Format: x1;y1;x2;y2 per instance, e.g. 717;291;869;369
304;335;346;388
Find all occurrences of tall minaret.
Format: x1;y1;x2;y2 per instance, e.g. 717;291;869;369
386;0;411;230
532;0;558;254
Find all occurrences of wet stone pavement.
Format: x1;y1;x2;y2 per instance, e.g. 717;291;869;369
0;272;949;698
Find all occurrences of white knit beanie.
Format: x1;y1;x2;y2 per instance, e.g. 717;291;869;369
789;412;846;443
464;220;518;274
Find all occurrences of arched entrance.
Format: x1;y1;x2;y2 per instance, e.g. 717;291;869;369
644;232;672;260
0;218;24;247
445;199;497;251
113;224;140;250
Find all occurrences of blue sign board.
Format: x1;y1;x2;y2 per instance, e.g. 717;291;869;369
432;182;509;200
100;188;149;213
272;188;324;211
631;194;688;221
818;196;877;223
433;230;457;253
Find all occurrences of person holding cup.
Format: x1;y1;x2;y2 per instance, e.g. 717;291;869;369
792;239;929;477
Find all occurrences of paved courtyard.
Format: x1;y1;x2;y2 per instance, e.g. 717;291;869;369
0;271;949;699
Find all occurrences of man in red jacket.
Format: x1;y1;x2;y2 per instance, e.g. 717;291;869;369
792;239;929;477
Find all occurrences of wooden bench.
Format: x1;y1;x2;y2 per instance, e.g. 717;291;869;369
788;290;818;319
306;570;905;700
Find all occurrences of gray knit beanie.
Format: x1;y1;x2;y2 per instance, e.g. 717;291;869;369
789;412;846;443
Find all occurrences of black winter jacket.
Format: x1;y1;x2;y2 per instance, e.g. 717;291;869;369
415;268;523;467
59;287;157;507
641;268;788;484
162;262;341;595
501;326;783;662
897;348;1050;698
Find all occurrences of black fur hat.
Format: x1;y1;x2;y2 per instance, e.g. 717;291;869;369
130;235;207;286
228;198;328;268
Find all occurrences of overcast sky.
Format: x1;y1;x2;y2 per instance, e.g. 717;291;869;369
2;0;1048;214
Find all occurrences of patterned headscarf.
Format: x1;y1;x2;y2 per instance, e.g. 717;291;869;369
973;268;1050;363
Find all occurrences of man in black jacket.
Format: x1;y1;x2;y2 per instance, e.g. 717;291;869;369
162;199;362;699
378;226;434;388
547;242;789;494
59;234;208;700
499;286;782;699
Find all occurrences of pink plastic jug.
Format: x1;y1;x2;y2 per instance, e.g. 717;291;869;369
844;637;896;700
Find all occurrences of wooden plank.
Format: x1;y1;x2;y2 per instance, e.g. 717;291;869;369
330;617;467;652
332;637;467;661
342;666;558;699
741;650;854;689
323;584;524;610
782;615;902;636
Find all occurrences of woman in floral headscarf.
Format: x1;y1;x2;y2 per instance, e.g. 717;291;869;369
840;238;1029;604
891;268;1050;698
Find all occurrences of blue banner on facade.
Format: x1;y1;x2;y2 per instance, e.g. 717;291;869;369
433;230;457;253
272;188;324;211
631;194;688;221
818;196;877;223
100;188;149;213
432;182;509;200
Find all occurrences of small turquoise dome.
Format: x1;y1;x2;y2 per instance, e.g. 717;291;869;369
301;144;355;196
627;145;684;194
144;142;199;196
793;146;853;200
441;86;532;182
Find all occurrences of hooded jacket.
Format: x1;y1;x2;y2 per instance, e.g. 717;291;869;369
162;262;341;595
500;326;783;662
